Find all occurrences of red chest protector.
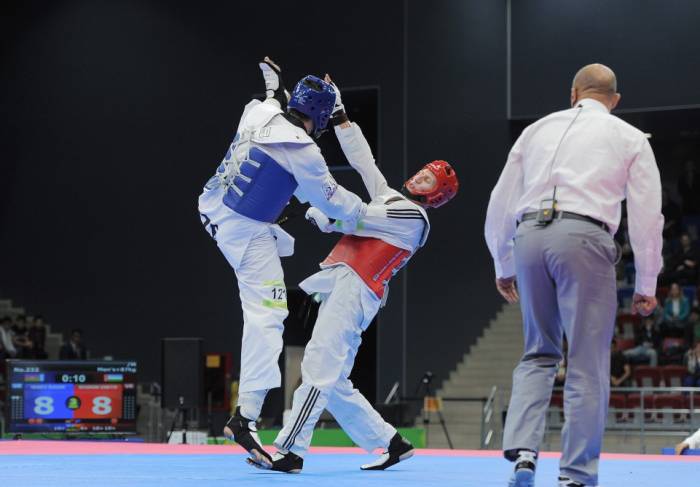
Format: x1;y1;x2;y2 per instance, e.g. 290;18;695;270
321;235;411;299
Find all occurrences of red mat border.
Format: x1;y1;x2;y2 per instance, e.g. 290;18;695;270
0;441;698;462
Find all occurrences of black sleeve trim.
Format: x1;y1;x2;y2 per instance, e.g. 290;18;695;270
331;111;349;126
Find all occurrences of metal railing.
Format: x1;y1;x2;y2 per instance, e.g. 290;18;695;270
481;386;498;448
405;388;497;449
545;386;700;453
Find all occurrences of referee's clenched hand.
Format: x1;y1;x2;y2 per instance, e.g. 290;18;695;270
631;293;657;317
496;277;519;303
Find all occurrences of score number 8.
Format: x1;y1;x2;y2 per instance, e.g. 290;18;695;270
91;396;112;415
33;396;54;415
33;396;113;415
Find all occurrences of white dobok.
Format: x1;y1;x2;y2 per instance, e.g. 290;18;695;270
198;98;365;420
273;121;430;457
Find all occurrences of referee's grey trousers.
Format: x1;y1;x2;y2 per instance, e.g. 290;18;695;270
503;219;618;486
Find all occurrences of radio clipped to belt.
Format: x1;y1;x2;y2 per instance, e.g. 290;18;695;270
536;196;557;226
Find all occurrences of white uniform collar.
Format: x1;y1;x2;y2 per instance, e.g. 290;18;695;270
377;191;431;247
576;98;609;113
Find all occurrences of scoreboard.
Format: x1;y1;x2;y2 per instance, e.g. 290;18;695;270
5;360;137;434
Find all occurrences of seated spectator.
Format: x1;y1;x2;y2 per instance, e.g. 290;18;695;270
611;338;632;387
0;316;18;362
59;328;87;360
686;307;700;346
661;283;691;336
660;337;688;365
652;303;666;327
661;234;699;286
683;342;700;387
28;315;48;359
623;316;659;366
11;315;34;358
676;426;700;454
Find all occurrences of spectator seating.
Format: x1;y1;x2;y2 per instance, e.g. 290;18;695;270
662;365;688;387
616;337;636;351
609;393;627;422
549;392;564;426
653;394;685;424
550;392;563;407
613;286;698;315
660;337;687;365
550;365;698;427
626;393;655;423
616;312;641;338
682;285;697;305
634;366;662;387
617;288;635;311
603;211;699;428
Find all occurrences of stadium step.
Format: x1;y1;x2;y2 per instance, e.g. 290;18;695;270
413;303;524;448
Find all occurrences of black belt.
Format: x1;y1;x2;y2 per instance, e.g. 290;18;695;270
521;211;609;232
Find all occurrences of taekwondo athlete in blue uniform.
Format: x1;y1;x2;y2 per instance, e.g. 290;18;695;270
198;58;366;467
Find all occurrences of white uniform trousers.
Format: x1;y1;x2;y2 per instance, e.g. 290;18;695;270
273;267;395;457
199;188;288;397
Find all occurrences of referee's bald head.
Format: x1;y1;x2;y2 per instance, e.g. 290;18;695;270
570;63;621;110
573;64;617;94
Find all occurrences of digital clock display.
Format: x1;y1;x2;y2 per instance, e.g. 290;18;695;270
58;374;87;383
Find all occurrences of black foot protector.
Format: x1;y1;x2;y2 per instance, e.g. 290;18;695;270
223;407;272;468
247;450;303;474
360;433;415;471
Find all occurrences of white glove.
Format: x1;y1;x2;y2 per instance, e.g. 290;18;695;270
305;207;333;233
324;74;346;118
259;56;289;109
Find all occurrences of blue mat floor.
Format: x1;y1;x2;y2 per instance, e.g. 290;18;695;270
0;453;695;487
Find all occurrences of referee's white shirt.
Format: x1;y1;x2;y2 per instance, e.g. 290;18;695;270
484;97;664;297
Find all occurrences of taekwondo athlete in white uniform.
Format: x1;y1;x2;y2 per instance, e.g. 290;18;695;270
247;75;460;473
198;59;366;467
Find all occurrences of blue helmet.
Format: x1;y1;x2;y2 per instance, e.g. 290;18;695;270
288;75;336;138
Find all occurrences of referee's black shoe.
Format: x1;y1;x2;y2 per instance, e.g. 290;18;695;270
558;476;596;487
360;433;414;470
247;450;304;473
223;407;272;467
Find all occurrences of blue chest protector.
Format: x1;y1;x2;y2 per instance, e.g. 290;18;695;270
222;147;298;223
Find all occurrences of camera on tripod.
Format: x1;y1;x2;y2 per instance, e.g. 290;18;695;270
416;370;452;449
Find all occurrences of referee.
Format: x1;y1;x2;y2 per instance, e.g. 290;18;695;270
484;64;663;487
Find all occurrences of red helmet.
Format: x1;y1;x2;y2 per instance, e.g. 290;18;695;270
403;160;459;208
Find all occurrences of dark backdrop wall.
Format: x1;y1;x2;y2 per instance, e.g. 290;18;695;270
0;0;406;389
5;0;696;411
403;0;510;396
403;0;700;397
510;0;700;118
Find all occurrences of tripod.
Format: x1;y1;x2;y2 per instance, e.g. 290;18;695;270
206;391;220;445
417;371;453;449
167;396;189;444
